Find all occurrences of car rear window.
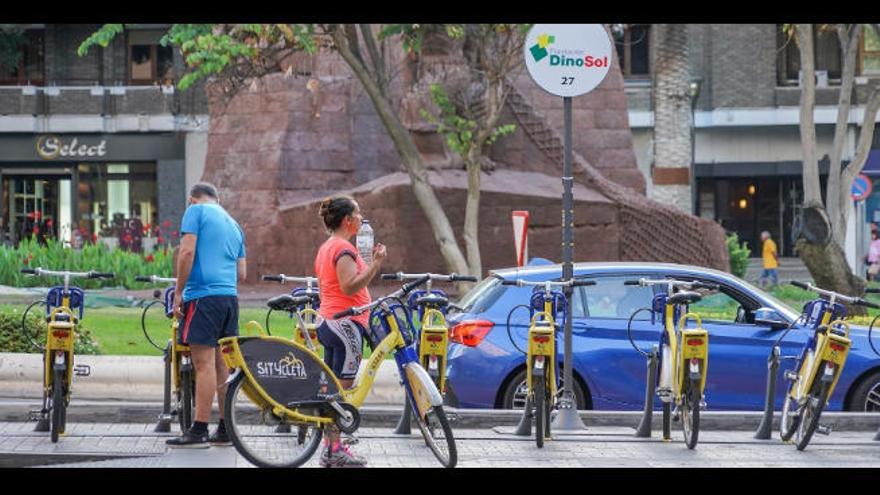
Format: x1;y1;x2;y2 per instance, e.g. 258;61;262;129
457;276;505;314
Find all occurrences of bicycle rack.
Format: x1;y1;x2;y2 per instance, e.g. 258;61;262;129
754;346;781;439
635;345;660;438
393;394;413;435
513;396;534;436
154;340;174;433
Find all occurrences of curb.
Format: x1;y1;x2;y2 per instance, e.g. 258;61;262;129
1;399;878;431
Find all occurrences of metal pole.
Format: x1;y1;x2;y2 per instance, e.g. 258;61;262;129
553;96;586;431
393;394;413;435
154;341;173;432
635;346;659;437
754;346;780;439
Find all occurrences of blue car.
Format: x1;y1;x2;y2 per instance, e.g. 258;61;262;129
444;262;880;412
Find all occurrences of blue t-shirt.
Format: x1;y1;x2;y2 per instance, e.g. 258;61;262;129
180;203;246;302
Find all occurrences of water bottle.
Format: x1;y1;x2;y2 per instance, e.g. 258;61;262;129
357;219;374;264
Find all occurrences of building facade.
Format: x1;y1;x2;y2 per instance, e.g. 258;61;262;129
0;24;209;247
619;24;880;269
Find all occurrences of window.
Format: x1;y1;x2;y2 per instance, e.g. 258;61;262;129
582;276;655;320
777;24;842;86
128;30;174;85
861;25;880;75
614;24;650;79
0;29;44;85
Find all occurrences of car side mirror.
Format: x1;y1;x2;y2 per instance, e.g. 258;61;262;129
754;307;788;329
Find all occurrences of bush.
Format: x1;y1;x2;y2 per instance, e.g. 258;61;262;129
727;233;751;279
0;237;172;289
0;308;100;355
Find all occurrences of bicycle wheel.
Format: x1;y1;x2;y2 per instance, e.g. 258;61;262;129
412;403;457;468
779;385;799;442
21;300;45;352
534;371;545;448
178;368;194;432
224;372;322;468
50;368;65;443
681;378;700;449
795;380;831;451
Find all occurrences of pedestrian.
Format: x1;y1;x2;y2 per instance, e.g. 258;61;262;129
867;230;880;281
167;183;246;448
313;195;386;467
758;230;779;289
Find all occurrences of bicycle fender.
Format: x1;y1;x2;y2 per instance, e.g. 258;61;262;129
225;368;243;385
404;362;443;418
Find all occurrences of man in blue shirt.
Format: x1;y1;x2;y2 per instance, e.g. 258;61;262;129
167;182;246;448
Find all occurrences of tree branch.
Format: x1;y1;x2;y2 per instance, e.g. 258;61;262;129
359;24;388;95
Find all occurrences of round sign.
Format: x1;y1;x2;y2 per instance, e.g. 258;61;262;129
852;173;873;201
524;24;613;98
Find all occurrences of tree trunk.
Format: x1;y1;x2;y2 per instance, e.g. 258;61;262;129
330;27;470;275
651;24;692;213
463;150;482;279
794;25;865;309
827;25;861;248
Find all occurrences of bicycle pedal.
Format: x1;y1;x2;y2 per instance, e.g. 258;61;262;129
816;424;832;436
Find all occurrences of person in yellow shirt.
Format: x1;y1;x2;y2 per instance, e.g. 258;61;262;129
759;230;778;289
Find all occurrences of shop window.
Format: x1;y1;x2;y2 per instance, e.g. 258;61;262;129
614;24;650;80
0;29;45;85
777;24;842;86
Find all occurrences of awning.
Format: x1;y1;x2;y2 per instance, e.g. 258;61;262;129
861;150;880;176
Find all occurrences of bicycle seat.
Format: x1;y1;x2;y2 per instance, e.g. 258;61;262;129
267;295;313;312
668;291;702;305
416;294;449;308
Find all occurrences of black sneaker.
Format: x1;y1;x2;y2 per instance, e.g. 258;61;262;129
209;427;232;446
166;429;209;449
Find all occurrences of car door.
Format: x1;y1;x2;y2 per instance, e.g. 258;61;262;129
571;273;661;410
683;280;808;410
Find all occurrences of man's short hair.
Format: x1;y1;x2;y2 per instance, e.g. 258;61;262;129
190;182;219;201
761;231;771;237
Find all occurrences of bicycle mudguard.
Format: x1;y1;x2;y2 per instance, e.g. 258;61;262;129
236;338;341;409
404;362;443;419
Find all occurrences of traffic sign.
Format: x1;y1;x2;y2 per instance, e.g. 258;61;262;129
524;24;613;98
852;173;873;201
512;211;529;267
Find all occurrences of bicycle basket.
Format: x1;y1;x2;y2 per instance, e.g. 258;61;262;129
46;286;85;320
368;301;416;350
290;287;320;312
163;286;176;317
407;289;449;319
530;288;567;327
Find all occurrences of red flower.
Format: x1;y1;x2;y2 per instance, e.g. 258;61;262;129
123;234;133;243
92;233;98;243
157;236;164;244
162;220;172;228
145;254;155;263
171;230;179;237
32;226;39;235
27;212;35;220
46;218;53;228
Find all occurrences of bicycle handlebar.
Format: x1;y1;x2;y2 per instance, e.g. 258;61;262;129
791;280;876;307
135;275;175;283
22;267;114;279
499;278;596;288
623;278;718;291
381;272;478;282
261;274;318;285
332;275;430;319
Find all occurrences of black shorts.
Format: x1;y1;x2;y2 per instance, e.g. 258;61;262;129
316;317;365;380
178;295;239;347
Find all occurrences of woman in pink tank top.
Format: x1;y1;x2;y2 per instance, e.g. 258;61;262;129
313;195;386;466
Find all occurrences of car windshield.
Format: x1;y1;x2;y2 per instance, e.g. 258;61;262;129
729;277;800;320
455;276;503;314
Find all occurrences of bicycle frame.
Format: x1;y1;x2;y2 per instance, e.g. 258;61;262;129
526;296;559;406
43;296;76;404
419;307;449;393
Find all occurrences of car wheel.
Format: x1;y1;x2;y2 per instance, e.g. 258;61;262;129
501;368;587;410
846;370;880;411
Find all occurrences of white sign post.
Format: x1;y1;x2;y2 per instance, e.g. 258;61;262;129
524;24;612;432
512;211;530;267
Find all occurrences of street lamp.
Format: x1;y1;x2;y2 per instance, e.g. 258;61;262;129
689;77;703;215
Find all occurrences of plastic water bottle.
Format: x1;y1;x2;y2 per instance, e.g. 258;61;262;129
357;219;374;264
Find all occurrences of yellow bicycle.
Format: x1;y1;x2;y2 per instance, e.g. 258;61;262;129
499;277;595;448
21;267;114;443
136;275;195;433
261;274;321;348
624;278;717;449
778;281;875;450
219;276;457;468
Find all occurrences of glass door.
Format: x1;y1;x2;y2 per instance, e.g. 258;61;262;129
4;177;60;244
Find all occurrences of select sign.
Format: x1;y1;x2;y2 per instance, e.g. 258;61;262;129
36;135;108;160
524;24;613;98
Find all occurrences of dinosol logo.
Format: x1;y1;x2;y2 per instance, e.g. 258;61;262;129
255;352;308;379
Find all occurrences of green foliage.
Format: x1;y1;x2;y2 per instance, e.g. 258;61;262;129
378;24;423;54
0;26;26;74
0;237;172;289
420;83;516;159
727;233;751;279
0;309;100;355
76;24;124;56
